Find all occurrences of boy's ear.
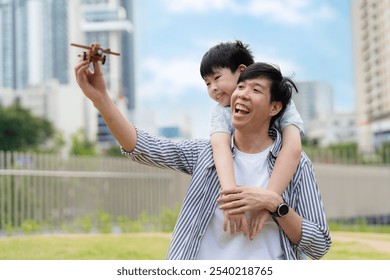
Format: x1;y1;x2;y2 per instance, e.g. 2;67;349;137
238;64;246;73
269;101;282;117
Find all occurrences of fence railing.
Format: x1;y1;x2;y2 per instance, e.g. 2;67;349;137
0;151;190;232
303;146;390;165
1;149;389;234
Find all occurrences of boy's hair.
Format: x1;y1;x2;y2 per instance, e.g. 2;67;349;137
237;62;298;126
200;40;254;78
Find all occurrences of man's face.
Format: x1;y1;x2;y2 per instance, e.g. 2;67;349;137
204;67;241;107
231;77;281;132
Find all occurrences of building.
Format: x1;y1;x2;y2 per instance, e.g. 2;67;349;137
0;0;29;89
0;0;136;150
292;81;334;134
80;0;135;147
0;0;93;148
0;0;81;89
306;112;358;147
352;0;390;151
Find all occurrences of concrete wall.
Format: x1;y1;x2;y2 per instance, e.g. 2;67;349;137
314;163;390;220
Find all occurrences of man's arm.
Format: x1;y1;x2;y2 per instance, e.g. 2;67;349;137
74;60;137;152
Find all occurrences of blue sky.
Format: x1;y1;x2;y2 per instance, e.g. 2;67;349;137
133;0;354;138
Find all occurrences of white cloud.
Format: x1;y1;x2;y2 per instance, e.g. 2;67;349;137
246;0;335;25
137;57;204;99
164;0;236;13
163;0;335;25
250;43;304;77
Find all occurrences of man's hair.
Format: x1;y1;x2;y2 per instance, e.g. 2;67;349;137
237;62;298;126
200;40;254;78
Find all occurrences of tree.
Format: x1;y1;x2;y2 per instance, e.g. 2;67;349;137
69;128;97;156
0;104;54;151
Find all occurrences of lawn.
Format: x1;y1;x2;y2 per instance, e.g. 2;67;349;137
0;233;170;260
1;231;390;260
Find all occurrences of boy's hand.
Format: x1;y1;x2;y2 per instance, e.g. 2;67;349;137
248;209;271;240
223;211;248;236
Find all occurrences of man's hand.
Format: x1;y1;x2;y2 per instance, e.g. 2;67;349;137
74;60;108;103
217;186;281;214
223;211;248;236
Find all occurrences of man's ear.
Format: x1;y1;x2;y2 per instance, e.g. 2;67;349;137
270;102;282;116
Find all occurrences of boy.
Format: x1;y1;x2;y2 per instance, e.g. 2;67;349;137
201;40;304;240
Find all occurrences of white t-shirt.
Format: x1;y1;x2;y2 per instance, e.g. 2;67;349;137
196;144;284;260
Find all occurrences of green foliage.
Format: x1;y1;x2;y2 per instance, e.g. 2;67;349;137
0;104;54;151
104;144;123;157
21;220;41;235
97;211;113;233
329;219;390;234
3;205;180;236
4;224;15;237
159;205;180;232
376;141;390;164
69;128;97;156
75;215;93;233
117;216;142;233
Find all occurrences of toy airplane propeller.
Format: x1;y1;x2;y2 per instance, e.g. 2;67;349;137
70;43;120;65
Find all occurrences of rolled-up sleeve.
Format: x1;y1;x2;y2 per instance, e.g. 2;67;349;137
294;160;332;259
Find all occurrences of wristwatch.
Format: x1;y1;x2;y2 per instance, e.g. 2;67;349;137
270;202;289;218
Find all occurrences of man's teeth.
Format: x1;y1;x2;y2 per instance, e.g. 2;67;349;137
235;104;249;114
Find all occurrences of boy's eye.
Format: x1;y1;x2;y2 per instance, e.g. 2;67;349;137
215;75;221;80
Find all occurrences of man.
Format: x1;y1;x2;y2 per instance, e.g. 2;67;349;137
74;58;331;260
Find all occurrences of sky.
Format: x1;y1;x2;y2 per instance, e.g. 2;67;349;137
132;0;354;139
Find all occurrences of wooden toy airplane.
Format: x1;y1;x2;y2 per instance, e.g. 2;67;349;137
70;43;120;65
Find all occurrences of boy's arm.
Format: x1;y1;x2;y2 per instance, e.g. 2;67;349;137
75;60;137;152
211;132;248;235
211;132;236;191
267;125;302;194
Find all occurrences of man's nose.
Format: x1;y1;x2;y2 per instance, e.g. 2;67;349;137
238;87;249;99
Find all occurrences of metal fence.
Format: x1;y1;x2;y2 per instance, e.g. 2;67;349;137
0;151;190;232
1;149;390;233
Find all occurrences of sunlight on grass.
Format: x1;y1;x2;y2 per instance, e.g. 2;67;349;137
1;231;390;260
0;234;170;260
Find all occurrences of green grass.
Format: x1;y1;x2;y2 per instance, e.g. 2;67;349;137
323;240;390;260
0;233;170;260
0;231;389;260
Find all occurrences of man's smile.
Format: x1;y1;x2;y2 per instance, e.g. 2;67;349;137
234;103;250;115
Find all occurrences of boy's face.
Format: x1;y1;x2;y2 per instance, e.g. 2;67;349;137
203;67;241;107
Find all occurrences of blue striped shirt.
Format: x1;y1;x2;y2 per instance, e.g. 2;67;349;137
122;127;332;260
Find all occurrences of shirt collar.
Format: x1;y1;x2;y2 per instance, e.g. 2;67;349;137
230;125;282;158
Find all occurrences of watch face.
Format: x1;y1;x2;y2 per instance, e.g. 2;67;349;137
278;203;289;216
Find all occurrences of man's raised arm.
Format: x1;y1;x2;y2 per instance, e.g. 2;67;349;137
74;60;137;152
